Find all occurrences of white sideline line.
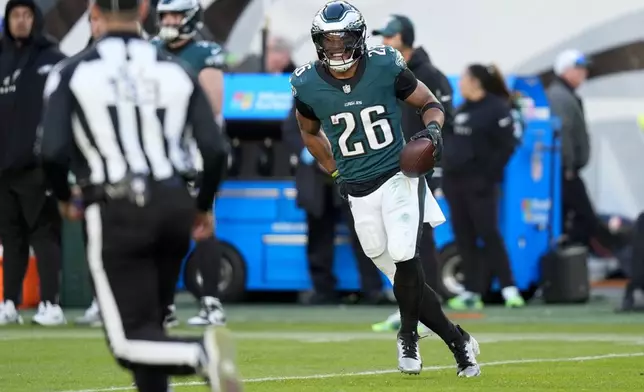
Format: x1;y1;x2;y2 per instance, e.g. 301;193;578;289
60;352;644;392
2;330;644;343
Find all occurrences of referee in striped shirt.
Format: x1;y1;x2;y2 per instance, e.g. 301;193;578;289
38;0;241;391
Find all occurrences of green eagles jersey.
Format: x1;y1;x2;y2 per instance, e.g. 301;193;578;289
290;45;409;183
151;38;225;72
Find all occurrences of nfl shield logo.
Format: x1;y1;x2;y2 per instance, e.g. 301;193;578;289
342;84;351;94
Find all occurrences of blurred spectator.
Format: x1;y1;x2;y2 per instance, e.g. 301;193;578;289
546;50;622;252
282;105;386;305
87;11;105;45
620;212;644;311
265;36;296;74
0;0;66;325
233;35;296;74
441;64;523;310
372;14;453;291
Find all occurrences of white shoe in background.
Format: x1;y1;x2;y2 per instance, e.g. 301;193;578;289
164;304;180;328
188;297;226;326
75;298;102;327
0;300;23;325
32;301;66;326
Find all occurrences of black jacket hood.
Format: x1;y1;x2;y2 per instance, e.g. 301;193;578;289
2;0;56;48
408;47;432;69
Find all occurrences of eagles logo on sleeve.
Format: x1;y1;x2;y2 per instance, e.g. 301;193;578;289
192;41;225;69
394;48;407;69
203;45;226;68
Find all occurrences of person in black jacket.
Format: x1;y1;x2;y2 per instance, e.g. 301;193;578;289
441;64;524;310
372;15;454;146
0;0;67;326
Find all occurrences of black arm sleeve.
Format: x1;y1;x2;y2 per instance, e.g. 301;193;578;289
294;97;318;120
188;81;227;212
40;68;74;202
394;68;419;100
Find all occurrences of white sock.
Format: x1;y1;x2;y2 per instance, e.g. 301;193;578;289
501;286;520;301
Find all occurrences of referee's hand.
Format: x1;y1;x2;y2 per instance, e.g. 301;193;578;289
192;211;214;241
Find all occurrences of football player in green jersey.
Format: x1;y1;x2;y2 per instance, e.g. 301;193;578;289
290;1;481;377
154;0;227;328
154;0;224;122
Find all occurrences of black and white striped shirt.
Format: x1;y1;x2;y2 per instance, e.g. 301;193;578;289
40;32;226;211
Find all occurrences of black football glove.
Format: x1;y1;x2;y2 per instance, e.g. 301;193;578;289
410;122;443;163
332;170;348;201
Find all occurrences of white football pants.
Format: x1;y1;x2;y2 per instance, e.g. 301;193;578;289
348;172;446;276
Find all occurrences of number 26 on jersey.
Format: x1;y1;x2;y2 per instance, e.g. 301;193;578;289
332;105;394;157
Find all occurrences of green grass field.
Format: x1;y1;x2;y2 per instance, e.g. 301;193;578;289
1;302;644;392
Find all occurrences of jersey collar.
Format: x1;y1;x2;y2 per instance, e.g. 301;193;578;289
316;58;367;93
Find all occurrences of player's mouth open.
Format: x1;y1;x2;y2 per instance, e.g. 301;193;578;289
328;51;352;61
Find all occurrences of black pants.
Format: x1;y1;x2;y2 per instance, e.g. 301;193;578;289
420;174;443;291
419;223;440;291
306;185;382;297
85;182;204;391
184;235;221;300
562;173;616;250
0;168;62;304
442;174;515;294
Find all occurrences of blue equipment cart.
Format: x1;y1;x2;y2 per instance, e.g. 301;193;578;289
178;75;561;301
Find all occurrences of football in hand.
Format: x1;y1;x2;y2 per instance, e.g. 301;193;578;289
400;138;436;178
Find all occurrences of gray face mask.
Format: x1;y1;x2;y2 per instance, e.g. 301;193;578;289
158;25;181;42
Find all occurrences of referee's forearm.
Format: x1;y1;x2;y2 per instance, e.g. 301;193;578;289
196;151;226;212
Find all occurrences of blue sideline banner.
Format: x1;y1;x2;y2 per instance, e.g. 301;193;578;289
222;74;293;120
222;73;548;121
